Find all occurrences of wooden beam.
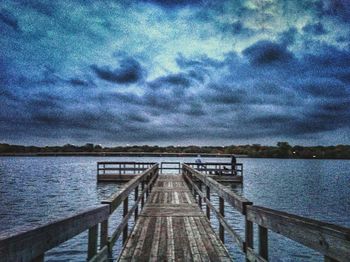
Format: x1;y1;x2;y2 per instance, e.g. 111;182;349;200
0;205;109;262
246;205;350;262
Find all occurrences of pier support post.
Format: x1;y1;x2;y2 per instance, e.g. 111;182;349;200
88;224;98;259
245;218;253;261
206;186;210;220
100;220;108;249
258;225;268;260
123;197;128;245
141;181;145;208
135;186;139;220
219;197;224;243
198;181;202;209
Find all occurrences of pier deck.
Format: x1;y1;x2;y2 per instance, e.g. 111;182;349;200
119;175;231;262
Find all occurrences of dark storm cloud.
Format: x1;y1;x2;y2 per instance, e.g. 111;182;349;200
1;0;350;145
91;57;144;84
142;0;202;7
0;8;20;31
302;22;327;35
243;41;294;66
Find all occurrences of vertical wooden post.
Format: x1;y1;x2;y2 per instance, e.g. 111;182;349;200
141;181;145;209
88;224;98;259
206;186;210;220
258;225;268;260
135;186;139;220
324;256;338;262
198;181;202;209
30;254;44;262
100;219;108;249
219;197;224;243
245;218;253;261
123;197;128;245
146;176;150;198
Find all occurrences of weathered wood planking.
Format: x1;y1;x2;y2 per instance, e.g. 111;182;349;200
246;205;350;262
119;175;232;262
183;164;251;214
0;205;109;262
102;164;158;212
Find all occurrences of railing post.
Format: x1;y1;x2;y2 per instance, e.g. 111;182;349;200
206;186;210;220
324;256;338;262
245;217;253;261
198;180;202;209
123;197;128;245
88;224;98;259
258;225;268;260
135;185;139;220
219;197;224;243
100;219;108;249
30;254;44;262
141;181;145;208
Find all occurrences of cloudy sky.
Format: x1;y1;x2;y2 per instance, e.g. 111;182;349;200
1;0;350;146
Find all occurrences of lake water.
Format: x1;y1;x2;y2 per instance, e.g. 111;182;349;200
0;157;349;261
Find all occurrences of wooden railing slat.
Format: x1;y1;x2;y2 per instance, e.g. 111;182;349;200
246;205;350;262
102;165;158;213
0;205;109;262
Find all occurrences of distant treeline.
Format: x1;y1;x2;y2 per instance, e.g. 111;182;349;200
1;142;350;159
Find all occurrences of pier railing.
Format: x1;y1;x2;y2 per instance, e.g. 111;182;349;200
182;164;350;262
97;161;156;182
185;162;243;176
0;163;159;262
101;163;159;252
97;161;155;175
0;205;110;262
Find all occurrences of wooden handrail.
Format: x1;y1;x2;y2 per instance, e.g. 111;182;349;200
97;161;156;165
183;164;251;214
182;164;250;253
246;205;350;262
0;205;109;262
101;163;159;254
183;164;350;262
102;164;159;213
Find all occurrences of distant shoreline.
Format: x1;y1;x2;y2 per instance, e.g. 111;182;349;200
1;142;350;159
0;152;243;157
0;152;350;160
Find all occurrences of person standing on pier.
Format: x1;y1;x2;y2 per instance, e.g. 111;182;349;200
231;155;237;175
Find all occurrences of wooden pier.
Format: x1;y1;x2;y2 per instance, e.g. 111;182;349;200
0;163;349;262
97;161;243;183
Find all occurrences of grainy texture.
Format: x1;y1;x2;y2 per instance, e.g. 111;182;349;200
246;205;350;262
0;205;109;262
119;175;232;262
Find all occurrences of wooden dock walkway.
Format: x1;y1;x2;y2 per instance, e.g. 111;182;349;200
1;162;349;262
119;175;231;261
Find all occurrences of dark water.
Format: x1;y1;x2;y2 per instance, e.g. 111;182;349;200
0;157;349;261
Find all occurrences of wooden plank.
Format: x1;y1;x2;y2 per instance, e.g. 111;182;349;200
246;205;350;261
150;217;162;260
199;218;231;260
188;217;210;261
167;217;175;262
184;217;201;262
119;217;144;261
0;205;109;262
141;207;204;217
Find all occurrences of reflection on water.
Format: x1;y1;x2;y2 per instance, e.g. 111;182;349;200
0;157;349;261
